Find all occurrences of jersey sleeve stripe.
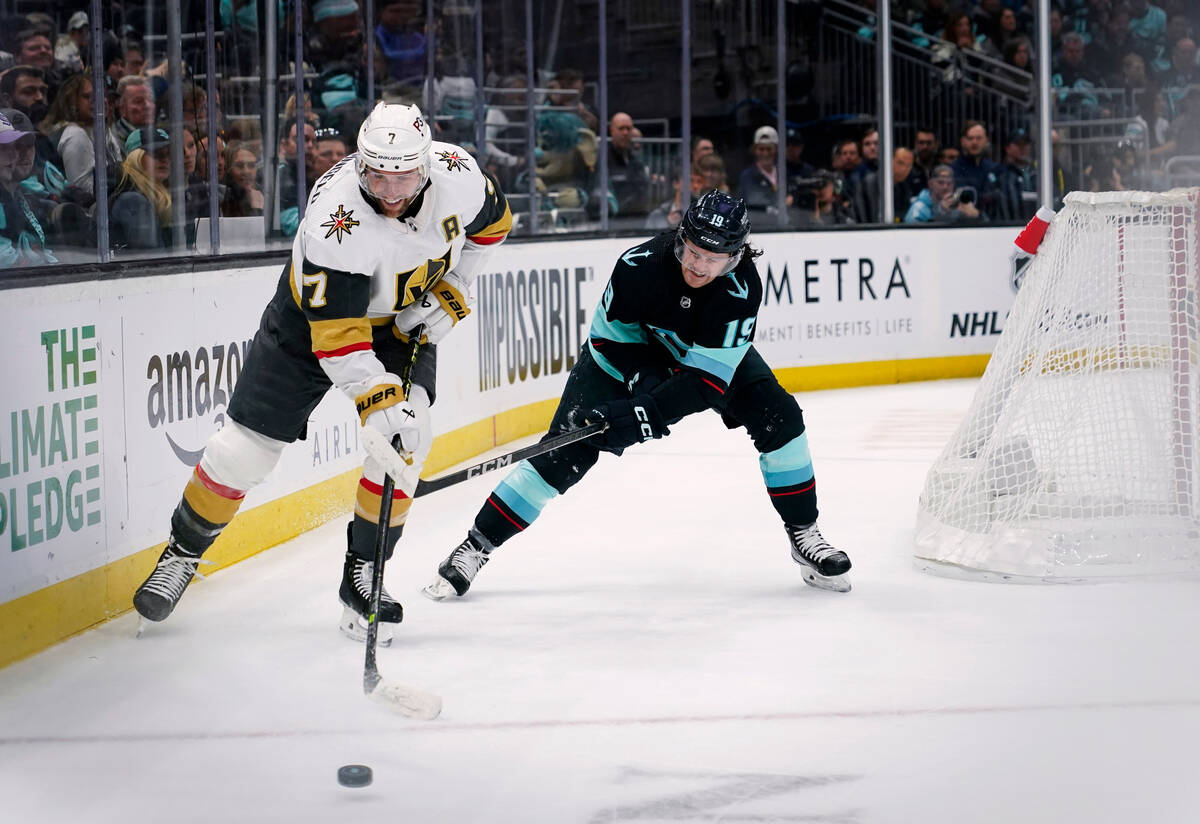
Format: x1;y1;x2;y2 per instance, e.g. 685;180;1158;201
466;203;513;244
464;170;512;244
310;316;372;358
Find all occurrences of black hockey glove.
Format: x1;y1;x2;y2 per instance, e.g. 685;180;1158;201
576;394;669;451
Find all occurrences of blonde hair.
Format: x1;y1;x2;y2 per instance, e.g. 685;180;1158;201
118;148;172;224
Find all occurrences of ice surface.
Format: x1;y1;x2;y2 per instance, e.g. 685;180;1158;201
1;379;1197;823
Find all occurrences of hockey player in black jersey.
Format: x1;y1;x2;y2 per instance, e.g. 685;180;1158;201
424;190;852;598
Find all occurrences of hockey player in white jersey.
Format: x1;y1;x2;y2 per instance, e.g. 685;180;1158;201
133;102;511;643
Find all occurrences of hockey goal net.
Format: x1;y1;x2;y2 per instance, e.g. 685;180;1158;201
915;188;1200;581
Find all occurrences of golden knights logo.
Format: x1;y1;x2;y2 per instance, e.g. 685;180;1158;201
394;246;454;310
321;204;359;243
436;149;471;172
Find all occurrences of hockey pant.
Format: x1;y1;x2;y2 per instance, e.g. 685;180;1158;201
472;345;818;548
170;286;437;564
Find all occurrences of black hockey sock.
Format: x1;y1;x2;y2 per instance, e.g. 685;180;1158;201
765;478;819;527
472;492;529;548
349;515;404;562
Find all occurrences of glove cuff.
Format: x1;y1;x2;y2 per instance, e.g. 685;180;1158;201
355;378;406;426
433;278;471;326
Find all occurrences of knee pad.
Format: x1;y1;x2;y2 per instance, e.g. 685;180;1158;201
199;419;288;492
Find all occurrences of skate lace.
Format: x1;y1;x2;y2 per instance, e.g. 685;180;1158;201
449;541;489;581
143;551;213;600
789;524;839;562
351;558;400;606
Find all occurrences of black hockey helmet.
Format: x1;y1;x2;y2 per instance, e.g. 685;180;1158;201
679;190;750;255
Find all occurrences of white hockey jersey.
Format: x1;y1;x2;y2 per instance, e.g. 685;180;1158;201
285;141;511;397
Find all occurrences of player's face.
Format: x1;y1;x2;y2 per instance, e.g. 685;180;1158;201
363;167;425;217
676;237;735;288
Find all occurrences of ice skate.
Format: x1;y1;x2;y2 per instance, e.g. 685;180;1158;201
423;530;492;600
786;523;852;592
339;550;403;645
133;538;213;622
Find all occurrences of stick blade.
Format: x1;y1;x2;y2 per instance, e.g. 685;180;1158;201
367;679;443;720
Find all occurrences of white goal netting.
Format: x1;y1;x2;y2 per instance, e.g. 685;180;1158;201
915;188;1200;581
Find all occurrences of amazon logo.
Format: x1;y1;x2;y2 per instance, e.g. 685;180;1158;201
145;340;252;465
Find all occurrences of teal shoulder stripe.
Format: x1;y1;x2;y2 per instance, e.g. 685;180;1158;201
589;308;646;346
682;343;749;384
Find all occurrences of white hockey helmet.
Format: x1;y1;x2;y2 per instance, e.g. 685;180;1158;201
355;101;433;203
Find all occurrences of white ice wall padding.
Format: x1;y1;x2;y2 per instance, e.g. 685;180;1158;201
915;188;1200;581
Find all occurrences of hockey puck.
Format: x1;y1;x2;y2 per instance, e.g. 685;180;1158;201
336;764;373;788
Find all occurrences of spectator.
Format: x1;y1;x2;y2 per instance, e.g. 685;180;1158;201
850;126;879;186
997;129;1036;221
483;74;527;190
854;146;916;224
0;65;64;182
904;164;982;224
106;76;155;169
908;127;939;193
223;140;265;217
830;137;861;205
937;145;960;166
1052;32;1106;117
41;72;95;203
1128;0;1168;68
374;0;425;85
1162;37;1197;115
784;127;815;180
124;42;146;77
1128;86;1172;158
307;0;364;69
694;152;729;194
950;120;1002;218
645;166;704;230
195;133;228;207
1091;6;1138;86
547;67;598;133
110;125;175;250
54;11;89;74
0;111;55;266
738;125;785;214
177;83;214;138
604;111;652;217
2;107;90;247
691;136;715;166
275;118;317;237
312;128;349;179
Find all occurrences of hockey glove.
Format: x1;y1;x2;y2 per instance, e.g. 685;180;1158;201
356;375;429;459
394;271;473;344
579;394;669;451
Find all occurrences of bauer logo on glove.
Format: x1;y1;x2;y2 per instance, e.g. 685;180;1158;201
355;383;403;424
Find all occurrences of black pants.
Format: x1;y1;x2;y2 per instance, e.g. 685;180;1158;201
474;344;818;547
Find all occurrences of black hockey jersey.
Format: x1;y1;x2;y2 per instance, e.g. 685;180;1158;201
587;230;762;417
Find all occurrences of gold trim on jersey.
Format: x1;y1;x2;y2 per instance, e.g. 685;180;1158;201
310;316;372;355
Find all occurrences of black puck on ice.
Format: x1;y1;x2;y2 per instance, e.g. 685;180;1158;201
337;764;373;788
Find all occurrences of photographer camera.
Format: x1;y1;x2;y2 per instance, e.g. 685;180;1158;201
903;165;983;224
789;169;854;227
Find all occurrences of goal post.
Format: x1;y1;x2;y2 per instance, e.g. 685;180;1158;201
915;188;1200;582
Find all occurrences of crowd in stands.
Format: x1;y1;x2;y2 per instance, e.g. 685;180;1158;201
0;0;1197;270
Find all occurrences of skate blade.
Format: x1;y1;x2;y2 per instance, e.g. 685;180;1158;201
339;606;394;646
801;568;852;593
421;575;458;602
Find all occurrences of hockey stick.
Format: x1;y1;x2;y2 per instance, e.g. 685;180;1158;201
413;421;607;498
362;420;609;498
363;332;442;720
